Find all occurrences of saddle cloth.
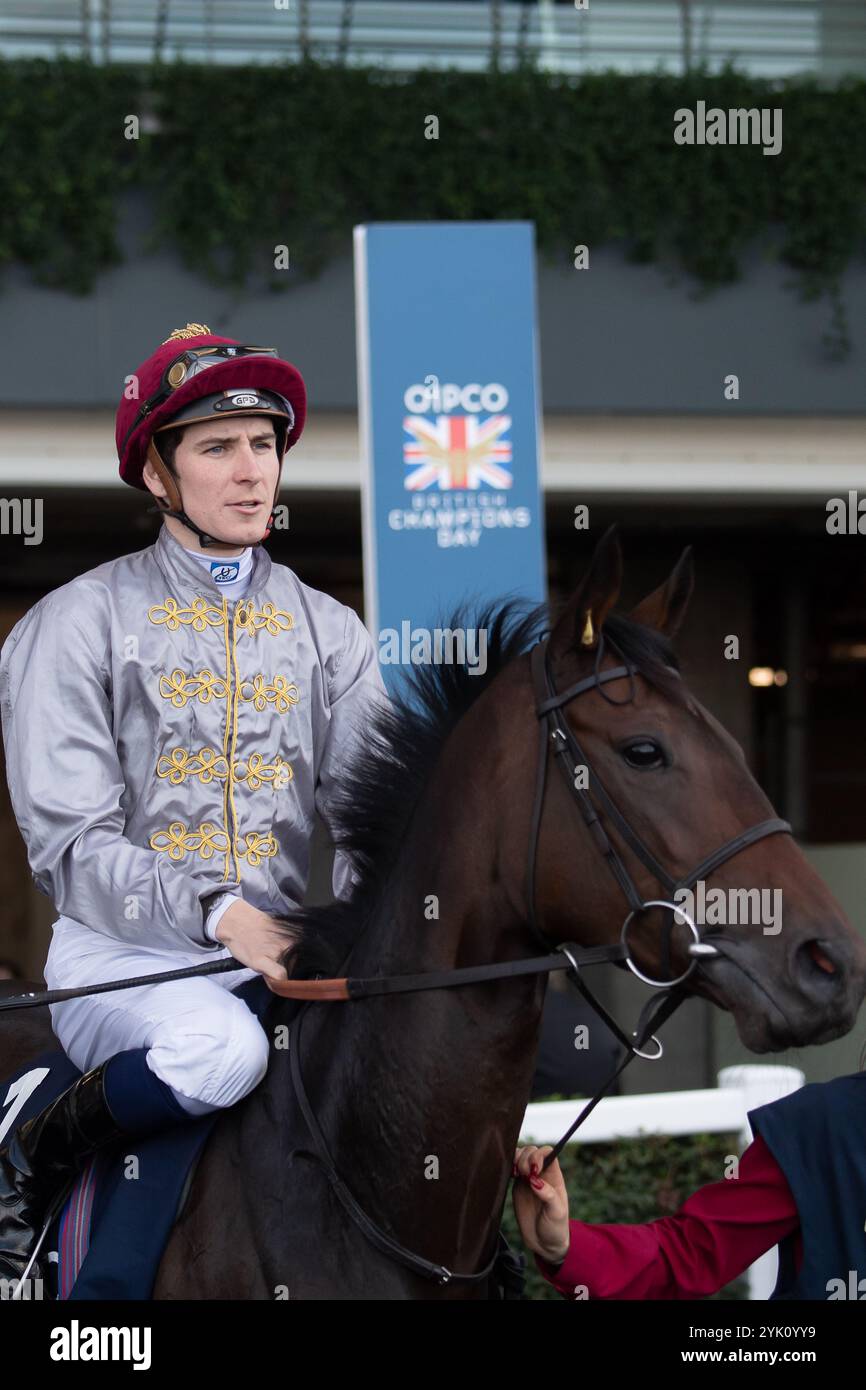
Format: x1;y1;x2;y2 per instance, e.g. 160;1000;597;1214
0;976;274;1300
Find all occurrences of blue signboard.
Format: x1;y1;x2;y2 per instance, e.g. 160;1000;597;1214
354;222;546;695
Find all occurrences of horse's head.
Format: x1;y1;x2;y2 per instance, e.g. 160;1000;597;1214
531;527;866;1052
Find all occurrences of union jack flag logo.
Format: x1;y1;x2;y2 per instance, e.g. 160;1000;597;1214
403;414;513;491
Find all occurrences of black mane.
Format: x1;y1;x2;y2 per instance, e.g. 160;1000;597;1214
282;598;684;980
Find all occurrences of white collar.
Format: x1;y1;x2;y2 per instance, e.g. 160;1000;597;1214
181;544;254;588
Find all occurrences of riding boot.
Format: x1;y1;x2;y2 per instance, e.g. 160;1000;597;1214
0;1048;193;1284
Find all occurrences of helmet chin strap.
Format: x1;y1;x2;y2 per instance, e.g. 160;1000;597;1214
145;440;282;549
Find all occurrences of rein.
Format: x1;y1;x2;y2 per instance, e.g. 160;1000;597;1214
0;944;667;1289
0;944;615;1012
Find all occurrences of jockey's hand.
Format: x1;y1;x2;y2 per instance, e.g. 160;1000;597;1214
213;899;298;987
512;1144;571;1266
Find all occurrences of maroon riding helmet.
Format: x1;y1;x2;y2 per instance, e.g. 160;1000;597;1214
115;324;307;547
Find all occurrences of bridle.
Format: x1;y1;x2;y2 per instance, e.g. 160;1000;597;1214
0;628;794;1295
525;629;792;1078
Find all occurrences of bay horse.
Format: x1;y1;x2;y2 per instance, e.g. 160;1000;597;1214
1;529;864;1298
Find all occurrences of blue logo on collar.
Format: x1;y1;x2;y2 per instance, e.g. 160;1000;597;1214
210;560;240;584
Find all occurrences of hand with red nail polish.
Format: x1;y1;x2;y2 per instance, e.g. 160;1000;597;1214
511;1144;570;1266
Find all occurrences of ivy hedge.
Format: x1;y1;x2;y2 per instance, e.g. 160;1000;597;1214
501;1125;750;1301
1;55;864;353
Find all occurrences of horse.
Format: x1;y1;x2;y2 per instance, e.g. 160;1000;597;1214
1;528;864;1299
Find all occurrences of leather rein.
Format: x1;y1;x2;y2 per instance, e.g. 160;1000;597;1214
2;632;792;1291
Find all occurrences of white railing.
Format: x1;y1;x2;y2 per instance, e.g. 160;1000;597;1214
520;1064;805;1300
0;1;864;78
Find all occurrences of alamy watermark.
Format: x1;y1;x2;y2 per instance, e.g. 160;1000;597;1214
674;101;782;157
674;881;782;935
826;491;866;534
0;1276;44;1299
826;1270;866;1299
378;623;488;675
49;1319;152;1369
0;498;43;545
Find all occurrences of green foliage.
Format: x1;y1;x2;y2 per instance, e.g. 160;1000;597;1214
0;56;863;351
501;1129;750;1301
0;57;137;291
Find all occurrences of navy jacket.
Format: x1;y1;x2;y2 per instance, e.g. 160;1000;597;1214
749;1073;866;1300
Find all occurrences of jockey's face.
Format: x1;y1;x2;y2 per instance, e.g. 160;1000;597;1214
147;415;281;553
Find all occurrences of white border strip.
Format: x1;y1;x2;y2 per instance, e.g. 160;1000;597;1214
353;225;379;634
2;412;864;501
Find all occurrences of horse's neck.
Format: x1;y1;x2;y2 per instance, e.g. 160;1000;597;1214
266;747;546;1275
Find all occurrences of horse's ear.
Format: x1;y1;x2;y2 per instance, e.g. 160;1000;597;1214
629;547;694;637
549;524;623;656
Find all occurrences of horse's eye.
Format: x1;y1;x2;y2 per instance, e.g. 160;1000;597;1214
622;740;665;770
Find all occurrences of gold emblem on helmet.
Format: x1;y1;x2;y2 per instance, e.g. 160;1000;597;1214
162;323;212;343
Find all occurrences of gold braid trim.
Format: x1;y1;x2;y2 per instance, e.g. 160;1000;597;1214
155;747;294;789
157;669;298;711
149;821;278;867
147;594;298;880
148;598;294;636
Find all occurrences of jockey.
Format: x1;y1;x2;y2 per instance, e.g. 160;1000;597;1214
0;324;388;1281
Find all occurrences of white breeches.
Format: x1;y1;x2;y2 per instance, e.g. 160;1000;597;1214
44;916;269;1116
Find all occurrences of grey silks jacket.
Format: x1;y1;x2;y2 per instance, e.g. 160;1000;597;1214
0;524;389;954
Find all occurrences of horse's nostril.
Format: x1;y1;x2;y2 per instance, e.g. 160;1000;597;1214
806;941;837;975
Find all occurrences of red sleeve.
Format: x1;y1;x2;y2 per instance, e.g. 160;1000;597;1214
535;1133;801;1299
